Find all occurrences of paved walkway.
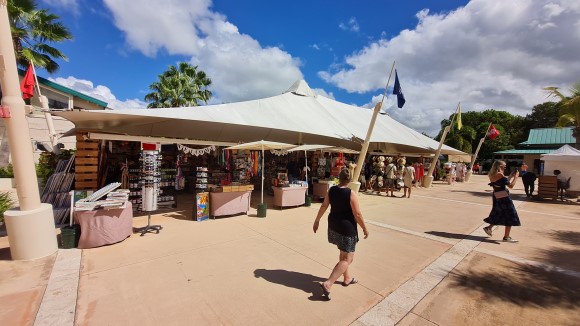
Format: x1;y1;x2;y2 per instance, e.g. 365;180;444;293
1;175;579;325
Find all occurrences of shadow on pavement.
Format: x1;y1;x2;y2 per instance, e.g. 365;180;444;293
450;264;580;308
533;230;580;272
254;268;329;301
450;189;492;199
0;247;11;260
425;231;500;244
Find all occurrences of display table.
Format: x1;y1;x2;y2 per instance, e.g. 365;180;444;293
209;191;251;218
273;186;307;208
312;182;332;199
73;202;133;249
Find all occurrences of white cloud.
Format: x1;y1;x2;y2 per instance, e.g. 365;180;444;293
103;0;303;103
41;0;80;16
320;0;580;136
50;76;147;110
339;17;360;32
312;88;335;100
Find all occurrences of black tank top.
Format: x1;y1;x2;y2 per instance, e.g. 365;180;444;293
328;186;357;236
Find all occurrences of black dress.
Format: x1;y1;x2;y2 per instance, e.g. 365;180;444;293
483;177;521;226
327;186;359;252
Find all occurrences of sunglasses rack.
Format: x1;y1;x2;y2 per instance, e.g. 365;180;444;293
138;150;163;236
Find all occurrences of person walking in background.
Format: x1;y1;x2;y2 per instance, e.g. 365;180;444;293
385;157;396;197
362;157;372;191
313;168;369;300
402;162;416;198
473;162;480;174
482;160;521;243
520;162;528;174
521;163;536;198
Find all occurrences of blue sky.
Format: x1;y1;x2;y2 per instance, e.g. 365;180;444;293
36;0;580;136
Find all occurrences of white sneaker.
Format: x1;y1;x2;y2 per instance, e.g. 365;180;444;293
503;237;518;243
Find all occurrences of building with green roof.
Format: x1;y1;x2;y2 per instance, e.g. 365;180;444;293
0;70;109;166
494;127;576;173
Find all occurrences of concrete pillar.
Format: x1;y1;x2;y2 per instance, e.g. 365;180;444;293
0;2;57;260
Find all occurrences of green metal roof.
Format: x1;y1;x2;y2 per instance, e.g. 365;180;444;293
18;69;108;108
519;127;575;145
494;149;555;155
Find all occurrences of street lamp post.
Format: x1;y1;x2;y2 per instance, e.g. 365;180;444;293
0;1;57;260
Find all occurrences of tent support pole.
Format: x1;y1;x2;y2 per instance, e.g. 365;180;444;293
423;125;451;188
261;146;264;204
351;61;396;191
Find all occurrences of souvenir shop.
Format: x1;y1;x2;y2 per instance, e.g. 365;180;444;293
81;137;357;219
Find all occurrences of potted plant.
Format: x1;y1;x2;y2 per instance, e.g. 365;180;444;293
0;191;16;226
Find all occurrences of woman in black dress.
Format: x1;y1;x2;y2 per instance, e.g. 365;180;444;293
482;160;521;243
313;168;369;300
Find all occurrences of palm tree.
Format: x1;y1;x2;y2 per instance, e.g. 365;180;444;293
8;0;73;73
446;126;477;154
145;62;213;108
544;82;580;149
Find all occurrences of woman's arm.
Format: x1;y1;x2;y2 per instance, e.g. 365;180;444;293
350;192;369;239
313;193;330;233
507;170;519;189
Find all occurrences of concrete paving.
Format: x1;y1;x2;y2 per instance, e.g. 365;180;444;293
0;174;579;325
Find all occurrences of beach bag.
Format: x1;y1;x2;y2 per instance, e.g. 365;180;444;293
494;190;509;199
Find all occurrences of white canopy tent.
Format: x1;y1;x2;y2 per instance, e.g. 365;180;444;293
541;144;580;191
53;80;464;156
226;140;296;205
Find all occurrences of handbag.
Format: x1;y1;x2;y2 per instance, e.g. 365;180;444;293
493;190;509;198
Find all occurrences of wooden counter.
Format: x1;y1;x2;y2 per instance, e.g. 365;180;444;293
538;175;558;200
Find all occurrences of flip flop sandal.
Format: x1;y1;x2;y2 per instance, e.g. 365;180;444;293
342;278;358;286
320;283;331;300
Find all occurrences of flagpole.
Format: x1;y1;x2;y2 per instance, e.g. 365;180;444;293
465;122;492;182
350;61;396;192
422;102;460;188
30;62;59;147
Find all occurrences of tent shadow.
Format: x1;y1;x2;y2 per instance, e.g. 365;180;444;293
425;231;500;244
254;268;329;301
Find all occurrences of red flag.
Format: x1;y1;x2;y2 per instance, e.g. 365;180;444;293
487;124;500;140
20;63;35;99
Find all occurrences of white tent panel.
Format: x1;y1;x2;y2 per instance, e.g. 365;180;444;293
53;80;465;156
541;145;580;191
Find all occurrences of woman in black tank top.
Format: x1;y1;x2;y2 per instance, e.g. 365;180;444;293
313;168;369;300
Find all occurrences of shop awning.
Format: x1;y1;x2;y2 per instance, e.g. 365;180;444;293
52;80;465;156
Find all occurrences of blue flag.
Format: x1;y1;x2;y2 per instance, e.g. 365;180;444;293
393;70;405;108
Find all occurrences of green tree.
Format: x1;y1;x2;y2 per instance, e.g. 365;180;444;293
524;102;559;130
544;82;580;149
8;0;73;73
434;109;524;160
145;62;213;108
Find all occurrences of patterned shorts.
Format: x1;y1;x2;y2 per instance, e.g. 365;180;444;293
328;228;359;253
